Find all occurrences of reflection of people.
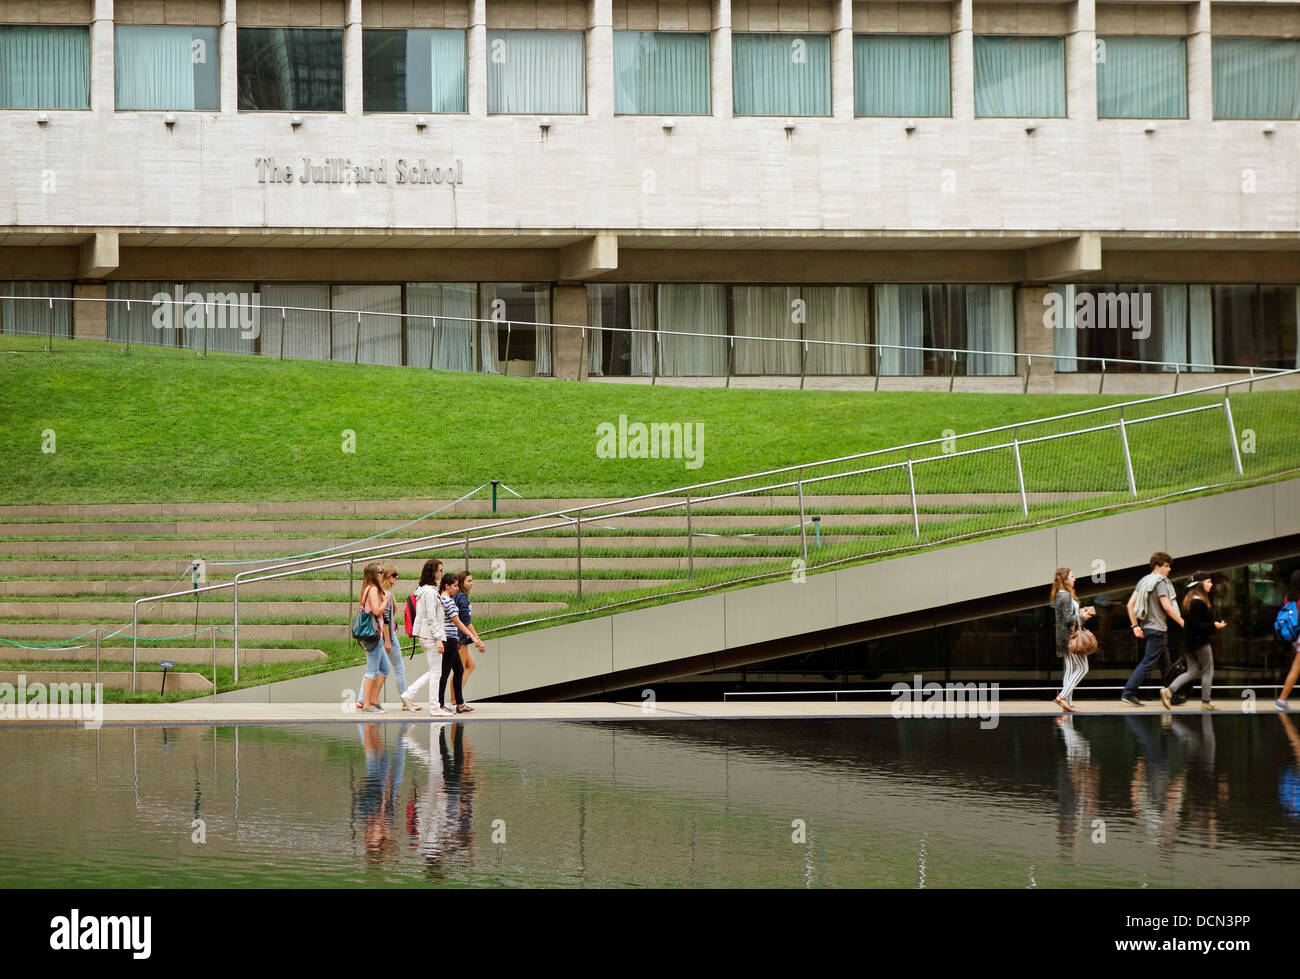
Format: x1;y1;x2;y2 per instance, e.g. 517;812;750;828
1051;567;1095;713
403;722;449;871
1126;715;1185;856
1055;715;1098;854
1162;571;1226;710
1280;713;1300;820
355;722;410;861
1122;553;1184;707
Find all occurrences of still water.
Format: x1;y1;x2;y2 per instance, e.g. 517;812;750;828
2;715;1298;888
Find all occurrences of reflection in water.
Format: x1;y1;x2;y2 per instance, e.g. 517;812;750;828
2;716;1299;887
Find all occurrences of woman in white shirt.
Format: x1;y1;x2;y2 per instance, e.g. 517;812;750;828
402;559;455;715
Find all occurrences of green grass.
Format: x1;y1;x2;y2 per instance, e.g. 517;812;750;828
0;333;1233;505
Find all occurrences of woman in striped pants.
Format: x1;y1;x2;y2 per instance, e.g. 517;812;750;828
1052;567;1096;713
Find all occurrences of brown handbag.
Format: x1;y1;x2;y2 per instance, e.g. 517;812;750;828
1069;617;1098;656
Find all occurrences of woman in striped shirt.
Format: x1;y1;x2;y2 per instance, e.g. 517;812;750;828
437;573;472;713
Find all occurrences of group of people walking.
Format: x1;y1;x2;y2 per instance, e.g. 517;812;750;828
1050;553;1300;713
353;559;486;715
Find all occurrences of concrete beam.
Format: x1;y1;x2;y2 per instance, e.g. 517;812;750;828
1024;233;1102;282
77;232;119;279
557;233;619;281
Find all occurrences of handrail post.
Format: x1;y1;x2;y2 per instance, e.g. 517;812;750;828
1248;366;1255;393
799;341;807;390
905;456;920;539
1023;353;1032;394
278;307;286;360
1173;363;1180;393
211;625;218;697
131;600;139;693
575;514;583;602
1011;435;1028;516
651;332;659;386
428;316;437;370
1223;388;1244;475
948;350;957;393
1099;359;1106;395
1118;412;1138;496
353;311;361;364
685;494;694;581
726;336;733;389
95;626;101;690
463;532;470;572
796;470;808;562
232;573;240;684
503;321;512;376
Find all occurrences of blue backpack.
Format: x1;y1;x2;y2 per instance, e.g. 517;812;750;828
1275;601;1300;644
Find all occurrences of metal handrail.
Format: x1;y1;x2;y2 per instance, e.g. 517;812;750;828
1;293;1290;378
122;367;1298;685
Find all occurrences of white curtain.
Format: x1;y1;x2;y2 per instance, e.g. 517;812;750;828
1052;283;1079;372
1189;284;1213;372
487;30;585;113
630;284;656;376
259;284;330;361
733;286;800;375
614;31;710;115
874;284;924;375
0;25;89;108
408;283;476;371
477;285;502;373
732;33;831;115
586;288;605;376
115;26;195;110
965;285;1016;375
973;35;1066;117
331;285;401;365
803;286;870;375
1154;285;1188;371
0;282;72;338
182;282;257;354
405;29;467;113
657;284;728;376
108;281;176;347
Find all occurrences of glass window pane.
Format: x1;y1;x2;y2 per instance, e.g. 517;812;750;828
1213;37;1300;120
487;30;585;114
587;284;655;377
853;34;950;117
238;27;344;111
0;282;72;338
480;283;552;375
1096;36;1187;119
657;284;728;376
732;33;831;116
331;285;401;365
116;26;220;110
406;283;477;371
614;31;710;114
973;35;1065;118
363;29;466;113
259;284;331;361
0;25;90;108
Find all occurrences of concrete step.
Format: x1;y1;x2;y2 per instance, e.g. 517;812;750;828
0;670;211;692
0;577;678;597
2;646;327;665
0;600;569;621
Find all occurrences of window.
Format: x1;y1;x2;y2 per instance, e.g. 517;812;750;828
479;284;553;375
330;285;401;365
657;285;728;376
732;286;870;375
854;35;950;117
732;33;831;116
116;26;220;110
237;27;344;111
0;282;72;338
587;285;656;377
363;29;466;113
973;35;1065;118
874;285;1015;376
1213;37;1300;119
1212;285;1298;369
614;31;710;115
406;283;478;371
0;25;89;109
487;30;585;114
1096;36;1187;119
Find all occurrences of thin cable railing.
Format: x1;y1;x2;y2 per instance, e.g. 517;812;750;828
1;293;1290;386
117;368;1300;691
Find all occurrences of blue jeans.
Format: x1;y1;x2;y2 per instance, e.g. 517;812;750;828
363;636;391;682
384;634;408;696
1123;628;1169;698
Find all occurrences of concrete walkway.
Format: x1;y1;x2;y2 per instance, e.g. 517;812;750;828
0;699;1285;727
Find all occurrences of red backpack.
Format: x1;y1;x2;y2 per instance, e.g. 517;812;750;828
404;593;418;638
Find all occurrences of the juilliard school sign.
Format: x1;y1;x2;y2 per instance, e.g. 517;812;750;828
255;157;465;186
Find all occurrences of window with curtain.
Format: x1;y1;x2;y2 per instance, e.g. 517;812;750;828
363;29;466;112
1212;37;1300;119
115;26;220;110
1212;284;1299;369
732;33;831;116
487;30;585;114
614;31;710;114
480;283;552;375
657;285;728;376
407;283;477;371
803;287;871;375
853;34;950;117
973;35;1066;117
0;25;90;108
1096;35;1187;119
180;282;257;355
108;281;181;347
731;286;871;375
331;285;402;365
587;284;656;377
0;282;72;338
964;286;1016;375
237;27;343;111
874;285;1014;376
1054;283;1210;372
259;284;331;361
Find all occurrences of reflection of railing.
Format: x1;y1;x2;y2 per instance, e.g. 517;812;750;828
125;369;1300;692
2;294;1291;388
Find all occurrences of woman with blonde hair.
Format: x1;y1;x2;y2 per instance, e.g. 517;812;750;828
355;562;391;712
1051;567;1096;713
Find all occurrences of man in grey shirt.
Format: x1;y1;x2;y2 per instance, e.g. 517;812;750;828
1121;551;1185;706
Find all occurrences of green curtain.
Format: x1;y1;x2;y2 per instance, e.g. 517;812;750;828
0;25;89;108
487;30;585;113
614;31;710;114
0;282;72;338
973;35;1065;117
1097;36;1187;119
732;33;831;116
1213;37;1300;119
854;34;950;117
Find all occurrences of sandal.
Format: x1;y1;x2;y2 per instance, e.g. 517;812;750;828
400;693;422;712
456;704;473;713
1053;696;1069;713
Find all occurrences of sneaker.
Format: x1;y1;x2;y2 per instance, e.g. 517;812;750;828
1278;699;1290;711
400;692;415;711
1201;701;1216;711
363;705;384;713
1159;687;1172;709
1121;694;1145;707
435;705;454;716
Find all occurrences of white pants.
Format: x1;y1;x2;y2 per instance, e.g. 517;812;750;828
1058;652;1089;702
404;637;445;705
